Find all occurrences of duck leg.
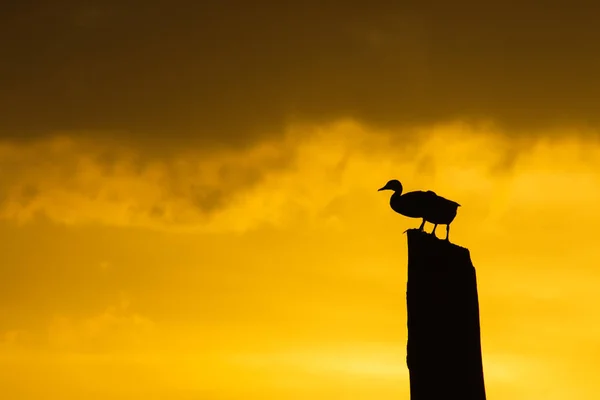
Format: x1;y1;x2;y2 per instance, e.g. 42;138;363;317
418;218;426;231
432;224;438;237
445;224;451;241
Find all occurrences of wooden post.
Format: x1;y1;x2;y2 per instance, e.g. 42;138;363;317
406;229;486;400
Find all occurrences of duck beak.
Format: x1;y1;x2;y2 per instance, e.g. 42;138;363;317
377;186;387;191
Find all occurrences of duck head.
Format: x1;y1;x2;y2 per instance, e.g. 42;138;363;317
378;179;403;194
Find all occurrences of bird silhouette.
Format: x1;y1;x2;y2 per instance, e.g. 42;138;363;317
378;179;460;241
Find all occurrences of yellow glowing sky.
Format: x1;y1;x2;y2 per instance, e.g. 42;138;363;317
2;121;600;399
4;2;600;399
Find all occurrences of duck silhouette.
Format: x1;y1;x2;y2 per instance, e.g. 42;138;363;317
378;179;460;241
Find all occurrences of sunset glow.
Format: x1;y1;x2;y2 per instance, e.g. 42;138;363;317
2;2;600;399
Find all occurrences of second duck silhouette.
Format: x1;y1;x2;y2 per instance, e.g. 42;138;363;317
378;179;460;241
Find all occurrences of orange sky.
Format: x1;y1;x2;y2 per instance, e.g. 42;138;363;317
2;121;600;399
3;2;600;399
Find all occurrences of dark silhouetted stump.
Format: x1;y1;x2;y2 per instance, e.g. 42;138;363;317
406;229;486;400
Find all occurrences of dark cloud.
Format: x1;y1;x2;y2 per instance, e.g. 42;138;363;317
0;134;295;220
18;184;40;207
2;1;600;153
190;185;229;214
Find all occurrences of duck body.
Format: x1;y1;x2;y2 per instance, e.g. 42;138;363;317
379;179;461;241
389;191;430;218
390;190;459;224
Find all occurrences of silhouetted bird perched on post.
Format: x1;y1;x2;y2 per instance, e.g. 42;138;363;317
378;179;460;241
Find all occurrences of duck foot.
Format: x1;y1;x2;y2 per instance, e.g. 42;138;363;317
431;224;438;238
